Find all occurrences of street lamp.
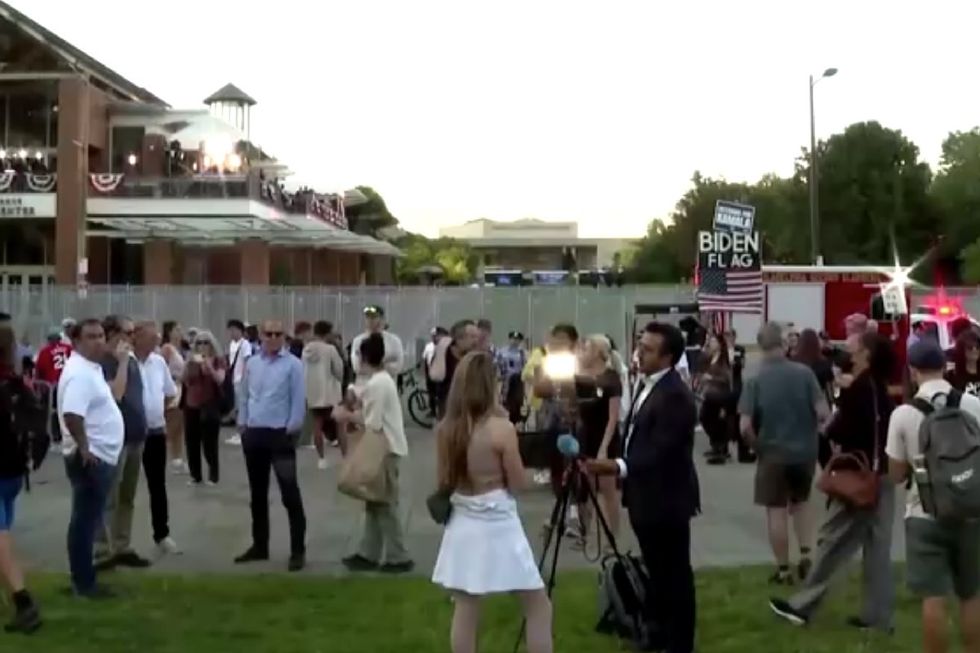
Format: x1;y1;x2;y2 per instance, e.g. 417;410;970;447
809;67;837;265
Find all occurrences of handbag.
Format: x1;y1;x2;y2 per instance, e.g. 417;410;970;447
426;487;453;525
337;427;390;503
817;383;880;509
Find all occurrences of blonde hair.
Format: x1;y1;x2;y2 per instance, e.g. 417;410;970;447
436;351;497;490
193;329;224;357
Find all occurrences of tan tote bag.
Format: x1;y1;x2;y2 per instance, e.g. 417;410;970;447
338;427;390;503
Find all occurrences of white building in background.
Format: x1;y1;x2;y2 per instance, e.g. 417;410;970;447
439;218;636;279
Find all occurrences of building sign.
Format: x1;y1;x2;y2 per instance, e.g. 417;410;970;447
0;194;56;218
697;230;761;270
712;200;756;234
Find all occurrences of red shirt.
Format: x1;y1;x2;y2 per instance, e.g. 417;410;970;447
35;342;72;384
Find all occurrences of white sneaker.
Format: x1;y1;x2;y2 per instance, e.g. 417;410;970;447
317;458;329;471
533;470;551;486
205;480;218;487
225;434;242;446
157;537;182;556
171;459;187;475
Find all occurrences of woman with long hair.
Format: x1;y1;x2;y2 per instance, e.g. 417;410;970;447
431;351;552;653
161;321;186;473
576;335;622;544
948;329;980;398
0;325;41;633
699;332;732;465
794;329;835;468
771;332;896;632
181;330;226;486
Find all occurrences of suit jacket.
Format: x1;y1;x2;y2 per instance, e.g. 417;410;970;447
622;368;701;524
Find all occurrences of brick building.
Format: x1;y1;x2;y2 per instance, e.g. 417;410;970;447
0;2;398;292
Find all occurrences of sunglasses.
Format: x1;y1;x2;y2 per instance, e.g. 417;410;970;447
194;341;210;347
264;331;284;337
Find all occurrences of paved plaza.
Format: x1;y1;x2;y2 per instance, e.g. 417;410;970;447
14;426;909;579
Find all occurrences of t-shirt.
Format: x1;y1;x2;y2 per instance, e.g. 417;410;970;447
101;354;148;444
138;353;178;432
35;342;72;385
350;331;404;384
577;368;623;448
886;378;980;520
228;338;252;385
58;353;125;465
946;369;980;399
738;357;824;464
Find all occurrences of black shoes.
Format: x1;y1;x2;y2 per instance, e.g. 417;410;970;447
769;598;807;626
4;593;41;635
342;554;378;572
845;616;895;635
234;548;270;564
68;584;117;600
95;551;152;571
288;554;306;572
797;557;812;581
380;560;415;574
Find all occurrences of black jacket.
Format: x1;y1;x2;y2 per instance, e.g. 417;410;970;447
825;371;893;474
622;368;701;523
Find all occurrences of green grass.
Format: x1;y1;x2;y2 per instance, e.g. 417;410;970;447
0;566;928;652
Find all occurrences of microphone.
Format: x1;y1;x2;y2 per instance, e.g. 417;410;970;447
556;433;581;459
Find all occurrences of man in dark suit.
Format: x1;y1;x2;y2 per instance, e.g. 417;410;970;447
586;321;700;653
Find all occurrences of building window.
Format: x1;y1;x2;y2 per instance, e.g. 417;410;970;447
111;126;145;173
7;93;50;148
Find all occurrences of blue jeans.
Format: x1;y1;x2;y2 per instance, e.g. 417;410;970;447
0;476;23;530
64;452;116;594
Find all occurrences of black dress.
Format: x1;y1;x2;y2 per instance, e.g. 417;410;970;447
947;368;980;399
576;368;623;459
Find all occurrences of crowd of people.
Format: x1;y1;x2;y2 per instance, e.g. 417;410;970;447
0;305;979;653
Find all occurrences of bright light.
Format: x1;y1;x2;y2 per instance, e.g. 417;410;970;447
34;151;43;161
16;149;26;159
542;351;577;381
127;153;137;166
203;155;212;168
0;150;8;159
226;153;242;171
203;136;233;161
939;306;953;316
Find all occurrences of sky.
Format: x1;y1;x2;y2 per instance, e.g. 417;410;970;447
14;0;980;237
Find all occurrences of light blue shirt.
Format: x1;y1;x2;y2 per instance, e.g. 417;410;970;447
238;347;306;433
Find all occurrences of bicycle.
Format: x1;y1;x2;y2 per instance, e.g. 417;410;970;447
398;368;435;430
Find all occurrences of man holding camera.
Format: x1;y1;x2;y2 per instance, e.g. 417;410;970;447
586;321;699;653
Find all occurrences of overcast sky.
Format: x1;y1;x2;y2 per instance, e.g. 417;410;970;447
15;0;980;237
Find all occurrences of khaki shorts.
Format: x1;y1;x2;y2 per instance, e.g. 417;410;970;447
754;459;814;507
906;517;980;600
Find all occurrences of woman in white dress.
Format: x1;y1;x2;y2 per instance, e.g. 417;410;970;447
431;351;553;653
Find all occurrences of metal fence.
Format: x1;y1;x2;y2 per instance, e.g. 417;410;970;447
6;284;977;363
3;284;696;362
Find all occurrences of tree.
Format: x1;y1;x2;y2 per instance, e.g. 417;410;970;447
960;238;980;284
345;185;399;236
931;129;980;281
394;233;476;285
798;121;934;264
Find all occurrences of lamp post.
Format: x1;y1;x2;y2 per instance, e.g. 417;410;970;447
809;67;837;265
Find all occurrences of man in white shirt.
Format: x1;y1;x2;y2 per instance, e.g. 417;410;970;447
886;340;980;653
349;305;404;384
58;318;124;599
335;332;413;574
133;321;179;557
225;319;252;445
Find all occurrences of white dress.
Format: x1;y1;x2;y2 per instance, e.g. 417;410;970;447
431;489;544;594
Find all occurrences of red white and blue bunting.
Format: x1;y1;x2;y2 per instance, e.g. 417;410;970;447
89;173;124;194
0;171;15;192
26;173;56;192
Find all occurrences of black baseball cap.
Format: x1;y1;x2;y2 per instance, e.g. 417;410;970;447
508;330;524;340
363;305;384;318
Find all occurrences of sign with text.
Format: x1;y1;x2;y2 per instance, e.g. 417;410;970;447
713;200;756;234
0;194;55;218
697;230;761;270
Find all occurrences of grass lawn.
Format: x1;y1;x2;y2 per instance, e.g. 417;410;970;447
0;566;927;652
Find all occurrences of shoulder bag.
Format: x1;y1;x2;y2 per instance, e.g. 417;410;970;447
816;383;880;509
338;426;391;504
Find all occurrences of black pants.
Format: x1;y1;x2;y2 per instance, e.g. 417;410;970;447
142;432;170;543
631;516;696;653
242;428;306;556
700;398;728;455
184;407;220;483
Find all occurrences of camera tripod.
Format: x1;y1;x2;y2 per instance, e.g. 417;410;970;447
511;454;624;653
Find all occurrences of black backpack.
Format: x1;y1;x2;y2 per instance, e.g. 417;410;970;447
0;377;49;483
596;552;652;645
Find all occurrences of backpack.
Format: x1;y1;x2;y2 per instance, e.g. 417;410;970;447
219;348;241;416
0;376;49;482
596;553;651;645
912;389;980;521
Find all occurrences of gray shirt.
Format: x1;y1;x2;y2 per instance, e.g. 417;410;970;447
101;354;148;444
738;357;823;464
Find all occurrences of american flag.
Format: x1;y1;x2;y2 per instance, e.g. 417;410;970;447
697;267;764;313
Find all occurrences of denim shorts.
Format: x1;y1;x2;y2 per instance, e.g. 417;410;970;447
0;476;24;531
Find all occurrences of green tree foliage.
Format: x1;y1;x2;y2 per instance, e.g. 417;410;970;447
625;121;939;282
394;233;476;285
345;185;399;236
960;238;980;284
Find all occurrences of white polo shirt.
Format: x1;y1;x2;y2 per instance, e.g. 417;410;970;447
229;338;252;385
58;351;125;465
139;352;178;431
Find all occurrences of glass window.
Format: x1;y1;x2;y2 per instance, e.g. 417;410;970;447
7;93;48;148
111;126;145;173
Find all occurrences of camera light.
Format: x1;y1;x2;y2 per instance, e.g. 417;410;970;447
542;351;577;381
